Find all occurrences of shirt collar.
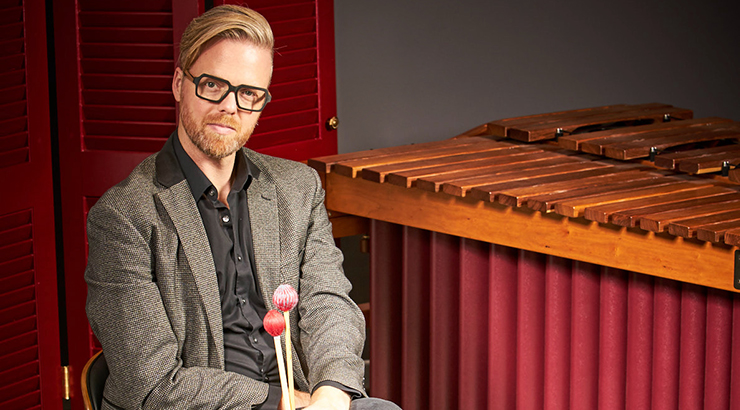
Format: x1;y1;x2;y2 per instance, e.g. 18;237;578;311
173;133;253;201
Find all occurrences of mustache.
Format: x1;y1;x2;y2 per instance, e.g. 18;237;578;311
205;113;239;130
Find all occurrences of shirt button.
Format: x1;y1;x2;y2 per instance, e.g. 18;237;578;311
241;298;246;304
237;255;242;261
222;214;230;223
208;189;216;197
253;337;258;343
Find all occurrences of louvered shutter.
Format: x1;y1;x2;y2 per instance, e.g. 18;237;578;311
220;0;339;159
76;0;180;154
53;1;200;409
0;1;62;409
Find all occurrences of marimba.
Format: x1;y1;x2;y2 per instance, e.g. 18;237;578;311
311;104;740;410
314;103;740;290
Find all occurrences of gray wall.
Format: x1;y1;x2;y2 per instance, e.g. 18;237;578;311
333;0;740;154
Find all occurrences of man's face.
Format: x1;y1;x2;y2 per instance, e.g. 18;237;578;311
173;39;272;160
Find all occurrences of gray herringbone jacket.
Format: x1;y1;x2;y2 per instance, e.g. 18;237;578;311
85;136;366;409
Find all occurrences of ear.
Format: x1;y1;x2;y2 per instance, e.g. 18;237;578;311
172;67;184;103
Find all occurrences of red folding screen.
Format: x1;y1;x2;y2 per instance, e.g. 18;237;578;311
369;220;740;410
53;3;196;409
0;1;62;409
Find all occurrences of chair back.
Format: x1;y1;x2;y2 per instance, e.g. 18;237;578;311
81;351;108;410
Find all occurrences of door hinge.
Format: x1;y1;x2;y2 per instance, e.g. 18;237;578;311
360;235;370;253
62;365;70;400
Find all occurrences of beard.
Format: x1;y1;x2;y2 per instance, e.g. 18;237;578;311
180;105;256;159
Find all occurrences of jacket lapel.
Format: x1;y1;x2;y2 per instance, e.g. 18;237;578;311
154;135;224;366
246;163;281;310
155;181;225;365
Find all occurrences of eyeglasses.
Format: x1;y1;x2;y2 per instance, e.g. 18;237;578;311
184;71;271;112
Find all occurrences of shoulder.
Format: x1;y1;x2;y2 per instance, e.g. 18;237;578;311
244;149;320;187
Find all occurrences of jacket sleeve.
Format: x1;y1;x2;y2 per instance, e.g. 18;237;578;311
85;199;269;410
294;168;368;395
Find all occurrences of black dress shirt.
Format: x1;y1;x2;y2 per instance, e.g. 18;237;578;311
174;137;282;408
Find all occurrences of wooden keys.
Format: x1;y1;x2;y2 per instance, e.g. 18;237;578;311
312;103;740;250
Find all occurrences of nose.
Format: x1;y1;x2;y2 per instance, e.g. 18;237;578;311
218;90;239;114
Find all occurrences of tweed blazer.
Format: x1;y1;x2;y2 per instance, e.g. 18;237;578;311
85;136;366;410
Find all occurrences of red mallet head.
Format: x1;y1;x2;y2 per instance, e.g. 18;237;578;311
273;284;299;312
264;310;286;337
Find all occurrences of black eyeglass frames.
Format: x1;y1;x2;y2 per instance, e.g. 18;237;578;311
184;71;271;112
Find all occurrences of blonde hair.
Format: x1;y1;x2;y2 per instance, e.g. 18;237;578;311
178;5;274;71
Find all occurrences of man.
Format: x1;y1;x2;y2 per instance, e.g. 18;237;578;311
85;5;400;410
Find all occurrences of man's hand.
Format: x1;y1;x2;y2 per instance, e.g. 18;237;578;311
279;390;311;410
302;385;351;410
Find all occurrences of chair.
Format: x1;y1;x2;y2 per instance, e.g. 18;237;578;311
81;350;109;410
